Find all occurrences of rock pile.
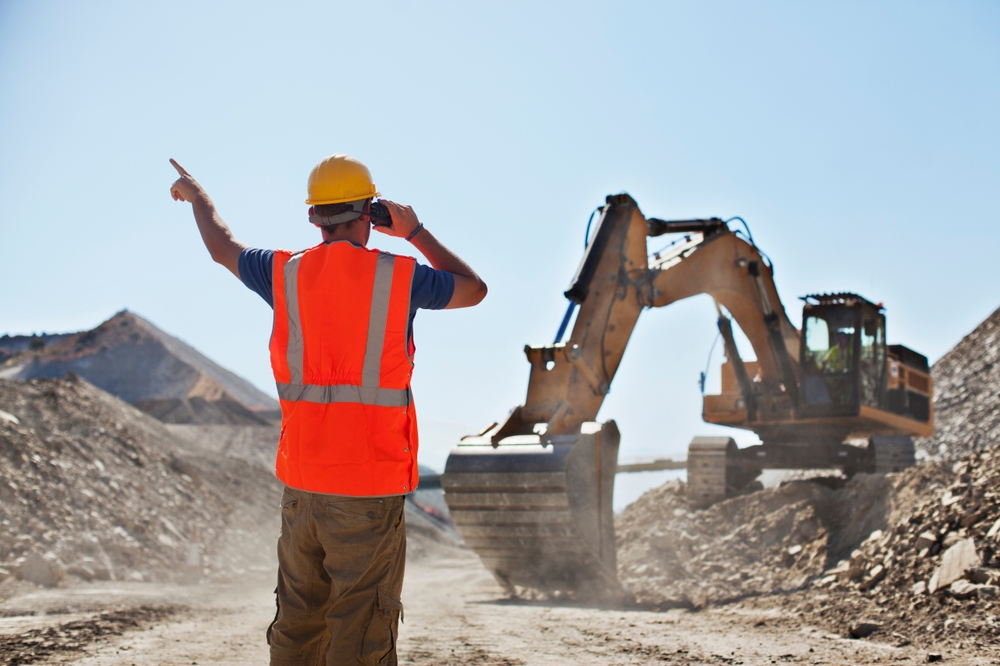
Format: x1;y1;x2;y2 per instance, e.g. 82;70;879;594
822;449;998;597
804;447;1000;644
0;311;279;425
616;446;1000;646
0;376;282;589
0;376;463;596
616;474;892;607
918;304;1000;459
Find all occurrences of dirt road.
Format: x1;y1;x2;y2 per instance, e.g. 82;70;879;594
2;549;991;666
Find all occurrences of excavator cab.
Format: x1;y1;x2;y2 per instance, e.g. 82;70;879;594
798;294;886;418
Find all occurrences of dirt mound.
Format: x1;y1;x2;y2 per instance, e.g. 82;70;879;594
166;423;281;470
919;304;1000;459
616;447;1000;646
0;376;281;588
136;397;272;426
616;474;896;607
793;446;1000;646
167;424;464;558
0;333;74;364
0;311;277;424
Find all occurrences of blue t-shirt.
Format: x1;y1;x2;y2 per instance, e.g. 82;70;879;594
238;247;454;344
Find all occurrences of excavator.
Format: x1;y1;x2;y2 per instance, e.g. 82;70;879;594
440;193;934;600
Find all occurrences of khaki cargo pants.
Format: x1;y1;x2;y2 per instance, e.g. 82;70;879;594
268;487;406;666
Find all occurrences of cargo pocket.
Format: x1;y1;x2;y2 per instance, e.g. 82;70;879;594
280;488;298;511
359;588;404;665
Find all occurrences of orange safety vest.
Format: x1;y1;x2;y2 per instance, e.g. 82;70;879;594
269;241;419;496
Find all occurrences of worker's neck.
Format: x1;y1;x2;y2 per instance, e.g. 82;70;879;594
321;224;368;248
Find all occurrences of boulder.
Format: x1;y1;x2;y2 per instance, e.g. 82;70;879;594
849;621;880;638
16;552;64;587
859;564;886;591
948;579;980;600
929;538;979;593
977;585;999;599
965;567;990;584
915;532;937;551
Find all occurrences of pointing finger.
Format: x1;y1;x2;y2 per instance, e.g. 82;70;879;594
169;158;191;177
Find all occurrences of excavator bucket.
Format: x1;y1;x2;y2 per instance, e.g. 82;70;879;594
441;421;624;601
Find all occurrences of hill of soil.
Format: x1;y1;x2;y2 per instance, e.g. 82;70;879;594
0;311;277;425
163;422;460;558
918;304;1000;459
0;376;462;599
617;449;1000;648
0;333;74;363
0;376;281;589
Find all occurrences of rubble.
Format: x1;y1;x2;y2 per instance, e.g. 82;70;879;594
616;475;887;606
616;444;1000;647
918;304;1000;459
928;538;978;593
0;375;463;597
0;605;176;665
0;376;282;589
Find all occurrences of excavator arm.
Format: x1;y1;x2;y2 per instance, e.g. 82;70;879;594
490;194;652;442
492;193;799;442
646;227;801;422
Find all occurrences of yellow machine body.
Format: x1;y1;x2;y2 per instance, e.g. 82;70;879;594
443;194;934;599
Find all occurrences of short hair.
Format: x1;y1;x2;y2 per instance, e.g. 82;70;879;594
311;199;367;226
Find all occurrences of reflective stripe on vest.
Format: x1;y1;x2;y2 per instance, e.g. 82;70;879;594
277;251;410;406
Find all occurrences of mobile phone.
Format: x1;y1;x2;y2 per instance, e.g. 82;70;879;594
369;202;391;226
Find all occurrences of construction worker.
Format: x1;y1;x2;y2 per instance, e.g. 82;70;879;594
169;154;487;666
822;330;854;373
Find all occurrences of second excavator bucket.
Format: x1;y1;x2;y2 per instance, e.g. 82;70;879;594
441;421;625;601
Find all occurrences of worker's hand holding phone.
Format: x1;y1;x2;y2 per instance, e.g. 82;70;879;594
371;199;420;240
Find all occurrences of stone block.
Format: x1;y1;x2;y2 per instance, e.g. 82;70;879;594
849;621;880;638
915;532;937;551
948;579;979;600
977;585;999;599
929;538;979;593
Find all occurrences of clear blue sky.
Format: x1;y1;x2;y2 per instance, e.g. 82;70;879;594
2;1;998;506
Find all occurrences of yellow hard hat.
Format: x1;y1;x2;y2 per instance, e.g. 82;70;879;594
305;154;379;205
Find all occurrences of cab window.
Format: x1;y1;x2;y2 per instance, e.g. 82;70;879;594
859;315;885;407
802;311;855;406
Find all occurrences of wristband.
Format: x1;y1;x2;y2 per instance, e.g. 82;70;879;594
405;223;424;242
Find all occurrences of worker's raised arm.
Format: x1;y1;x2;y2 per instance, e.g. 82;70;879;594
169;159;245;278
375;200;487;309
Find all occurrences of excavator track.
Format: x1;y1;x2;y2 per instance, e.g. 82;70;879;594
871;435;916;474
442;422;624;600
686;437;766;508
685;437;734;508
